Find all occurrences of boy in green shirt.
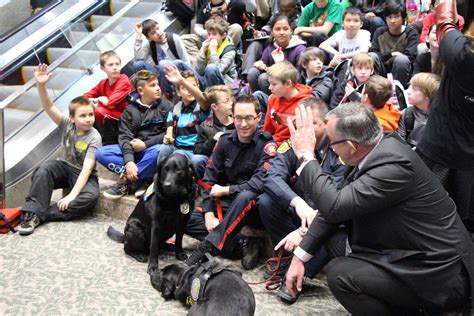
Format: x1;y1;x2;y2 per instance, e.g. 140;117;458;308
295;0;344;48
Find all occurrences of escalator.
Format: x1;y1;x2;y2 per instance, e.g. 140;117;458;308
0;0;186;207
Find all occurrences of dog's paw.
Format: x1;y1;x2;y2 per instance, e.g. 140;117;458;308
176;252;188;261
149;270;162;291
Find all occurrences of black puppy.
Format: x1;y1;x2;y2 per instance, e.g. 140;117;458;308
161;258;256;316
107;153;197;289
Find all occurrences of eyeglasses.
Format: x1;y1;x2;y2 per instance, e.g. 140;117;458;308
330;139;359;146
233;115;258;124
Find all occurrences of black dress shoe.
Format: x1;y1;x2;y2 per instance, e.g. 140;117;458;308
277;281;300;304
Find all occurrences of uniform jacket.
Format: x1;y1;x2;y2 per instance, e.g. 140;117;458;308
299;133;474;308
264;137;346;210
201;129;276;214
118;91;172;163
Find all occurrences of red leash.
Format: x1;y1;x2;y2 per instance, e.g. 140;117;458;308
246;248;293;291
196;180;223;223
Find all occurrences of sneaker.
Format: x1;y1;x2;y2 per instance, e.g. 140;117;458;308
241;237;260;270
103;178;129;199
277;280;300;304
19;213;41;236
185;240;214;266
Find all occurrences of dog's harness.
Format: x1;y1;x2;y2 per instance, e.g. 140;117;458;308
196;180;223;222
185;253;240;306
143;183;191;214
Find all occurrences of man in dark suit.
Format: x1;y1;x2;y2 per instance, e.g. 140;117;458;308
279;102;474;314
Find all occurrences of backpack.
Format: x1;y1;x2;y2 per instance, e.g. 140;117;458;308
221;44;242;72
403;106;415;140
0;208;21;234
149;33;181;65
166;0;194;24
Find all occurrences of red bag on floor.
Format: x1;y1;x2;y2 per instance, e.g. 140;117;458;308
0;208;21;233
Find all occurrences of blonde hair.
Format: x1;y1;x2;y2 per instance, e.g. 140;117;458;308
204;85;233;105
410;72;441;100
351;52;374;70
204;16;229;35
267;61;298;84
99;50;121;66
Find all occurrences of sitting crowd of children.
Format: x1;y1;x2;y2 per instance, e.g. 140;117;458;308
17;0;472;307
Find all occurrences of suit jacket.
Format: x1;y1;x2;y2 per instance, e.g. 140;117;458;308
299;133;474;307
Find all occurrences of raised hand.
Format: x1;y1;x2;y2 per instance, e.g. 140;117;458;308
163;64;183;85
34;63;52;85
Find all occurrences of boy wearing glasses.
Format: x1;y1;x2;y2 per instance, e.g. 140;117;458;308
185;95;277;270
193;85;235;178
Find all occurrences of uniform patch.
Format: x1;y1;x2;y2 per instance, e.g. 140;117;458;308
190;277;201;301
180;202;190;214
263;143;277;156
277;140;292;154
75;141;88;151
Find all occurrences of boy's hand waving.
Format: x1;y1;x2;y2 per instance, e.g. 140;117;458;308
34;63;52;85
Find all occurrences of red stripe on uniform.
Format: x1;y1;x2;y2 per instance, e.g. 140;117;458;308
216;199;256;251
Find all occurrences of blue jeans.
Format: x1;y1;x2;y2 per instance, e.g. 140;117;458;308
133;60;205;93
157;144;209;178
96;144;161;181
194;64;225;88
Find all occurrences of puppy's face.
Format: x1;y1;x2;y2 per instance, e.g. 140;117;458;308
160;262;189;299
157;154;197;196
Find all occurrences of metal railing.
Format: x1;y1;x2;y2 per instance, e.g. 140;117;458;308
0;0;142;209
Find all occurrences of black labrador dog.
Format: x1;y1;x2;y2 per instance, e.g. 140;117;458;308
160;258;256;316
107;153;197;289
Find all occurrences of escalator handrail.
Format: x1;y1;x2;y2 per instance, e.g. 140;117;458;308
0;0;63;43
0;0;140;111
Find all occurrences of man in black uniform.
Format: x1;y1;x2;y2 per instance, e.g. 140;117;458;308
185;94;277;269
259;97;346;302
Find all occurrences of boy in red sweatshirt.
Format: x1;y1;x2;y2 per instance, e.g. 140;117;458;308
84;50;134;144
263;61;312;145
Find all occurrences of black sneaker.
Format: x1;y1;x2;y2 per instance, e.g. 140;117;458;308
241;237;261;270
134;182;149;199
103;178;129;199
185;240;214;266
19;213;41;236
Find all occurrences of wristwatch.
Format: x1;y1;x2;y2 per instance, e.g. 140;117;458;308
298;227;308;236
299;152;315;164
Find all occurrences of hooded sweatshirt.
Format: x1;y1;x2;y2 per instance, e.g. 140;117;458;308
263;83;312;145
261;35;307;67
373;101;401;132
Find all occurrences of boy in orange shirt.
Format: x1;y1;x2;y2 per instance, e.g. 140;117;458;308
263;61;312;145
362;74;400;132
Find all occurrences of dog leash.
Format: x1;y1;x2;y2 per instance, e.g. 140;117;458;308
245;248;293;291
196;180;224;223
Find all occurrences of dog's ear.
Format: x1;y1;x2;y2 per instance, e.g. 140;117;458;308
188;159;198;180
